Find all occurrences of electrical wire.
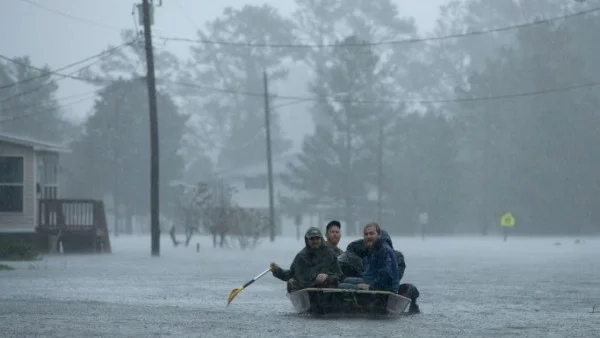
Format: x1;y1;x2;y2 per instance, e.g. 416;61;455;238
0;41;136;104
156;7;600;48
16;0;600;49
18;0;124;31
0;94;96;124
166;79;600;106
0;90;99;115
0;41;136;90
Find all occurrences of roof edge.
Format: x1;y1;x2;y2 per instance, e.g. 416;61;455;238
0;132;70;152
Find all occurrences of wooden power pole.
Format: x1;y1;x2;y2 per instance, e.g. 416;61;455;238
263;70;276;242
376;121;384;223
141;0;160;256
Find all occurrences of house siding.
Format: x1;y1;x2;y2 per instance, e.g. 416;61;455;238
0;142;35;232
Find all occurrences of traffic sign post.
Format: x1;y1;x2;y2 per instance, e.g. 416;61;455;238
500;212;515;242
419;212;428;240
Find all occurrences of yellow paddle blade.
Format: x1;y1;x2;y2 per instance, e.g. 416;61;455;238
226;268;271;307
227;287;244;306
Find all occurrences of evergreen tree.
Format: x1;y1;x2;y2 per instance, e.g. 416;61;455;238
179;5;295;170
0;56;70;142
282;36;389;235
63;79;187;221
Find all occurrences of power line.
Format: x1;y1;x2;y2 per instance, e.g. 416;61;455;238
167;79;600;106
0;42;134;104
156;7;600;48
174;0;201;31
0;41;136;90
18;0;123;32
0;90;98;115
15;0;600;49
3;54;599;108
0;94;95;124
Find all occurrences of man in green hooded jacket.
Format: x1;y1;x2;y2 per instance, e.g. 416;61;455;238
270;227;343;293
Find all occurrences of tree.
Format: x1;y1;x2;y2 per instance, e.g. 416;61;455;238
457;19;600;235
229;206;269;250
172;179;269;249
78;30;181;87
63;79;187;226
291;0;418;126
0;56;70;142
418;0;568;107
383;112;461;235
179;5;295;170
282;36;389;235
414;0;585;235
170;182;212;247
290;0;347;128
78;29;211;187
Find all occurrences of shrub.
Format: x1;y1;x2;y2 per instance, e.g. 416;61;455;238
0;263;14;271
0;239;41;261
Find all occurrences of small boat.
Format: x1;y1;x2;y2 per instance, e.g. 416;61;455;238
287;287;411;316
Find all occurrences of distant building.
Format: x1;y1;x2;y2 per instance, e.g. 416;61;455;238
217;152;330;238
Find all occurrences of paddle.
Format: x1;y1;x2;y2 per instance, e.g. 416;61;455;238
227;268;271;306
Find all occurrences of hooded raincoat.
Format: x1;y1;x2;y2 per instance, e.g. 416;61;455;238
361;231;400;292
340;231;405;289
272;227;343;288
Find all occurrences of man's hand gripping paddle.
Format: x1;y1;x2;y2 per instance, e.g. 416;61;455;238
227;268;271;306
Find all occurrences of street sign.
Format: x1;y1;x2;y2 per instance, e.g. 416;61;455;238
500;212;515;228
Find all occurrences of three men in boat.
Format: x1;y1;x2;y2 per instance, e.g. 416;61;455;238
270;221;420;314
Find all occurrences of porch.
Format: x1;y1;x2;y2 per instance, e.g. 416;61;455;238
36;199;111;254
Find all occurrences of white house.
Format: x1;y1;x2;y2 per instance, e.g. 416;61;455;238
0;132;69;235
218;152;334;238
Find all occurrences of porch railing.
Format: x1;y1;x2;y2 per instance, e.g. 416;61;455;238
37;199;102;232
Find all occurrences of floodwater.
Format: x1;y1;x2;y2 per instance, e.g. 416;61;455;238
1;234;599;337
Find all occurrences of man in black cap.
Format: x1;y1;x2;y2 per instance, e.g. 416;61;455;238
325;220;343;256
270;227;343;293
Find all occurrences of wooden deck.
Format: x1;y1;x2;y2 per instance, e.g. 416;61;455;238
36;199;111;254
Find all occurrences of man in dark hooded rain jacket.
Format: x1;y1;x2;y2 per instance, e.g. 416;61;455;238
338;225;421;314
338;222;399;292
270;227;343;293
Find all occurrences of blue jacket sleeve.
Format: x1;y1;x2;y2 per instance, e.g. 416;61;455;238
371;248;398;291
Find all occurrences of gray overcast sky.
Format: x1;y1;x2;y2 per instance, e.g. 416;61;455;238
1;0;448;148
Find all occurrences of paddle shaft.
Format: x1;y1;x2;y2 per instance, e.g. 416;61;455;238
242;268;271;288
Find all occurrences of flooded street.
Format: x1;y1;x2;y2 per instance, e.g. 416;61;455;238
1;235;599;337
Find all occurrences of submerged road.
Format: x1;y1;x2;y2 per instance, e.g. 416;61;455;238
1;235;598;337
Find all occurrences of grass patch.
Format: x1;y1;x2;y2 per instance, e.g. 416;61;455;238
0;239;42;261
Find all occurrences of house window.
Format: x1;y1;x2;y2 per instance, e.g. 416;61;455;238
244;175;267;189
0;156;24;212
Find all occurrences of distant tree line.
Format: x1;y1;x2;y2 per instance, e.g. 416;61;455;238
1;0;598;236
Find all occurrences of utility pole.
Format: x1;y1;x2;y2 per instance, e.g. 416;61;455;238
263;70;276;242
376;121;384;223
141;0;160;256
113;92;122;237
481;108;491;236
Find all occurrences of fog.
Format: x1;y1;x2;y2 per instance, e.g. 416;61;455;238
1;0;600;336
3;0;599;238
